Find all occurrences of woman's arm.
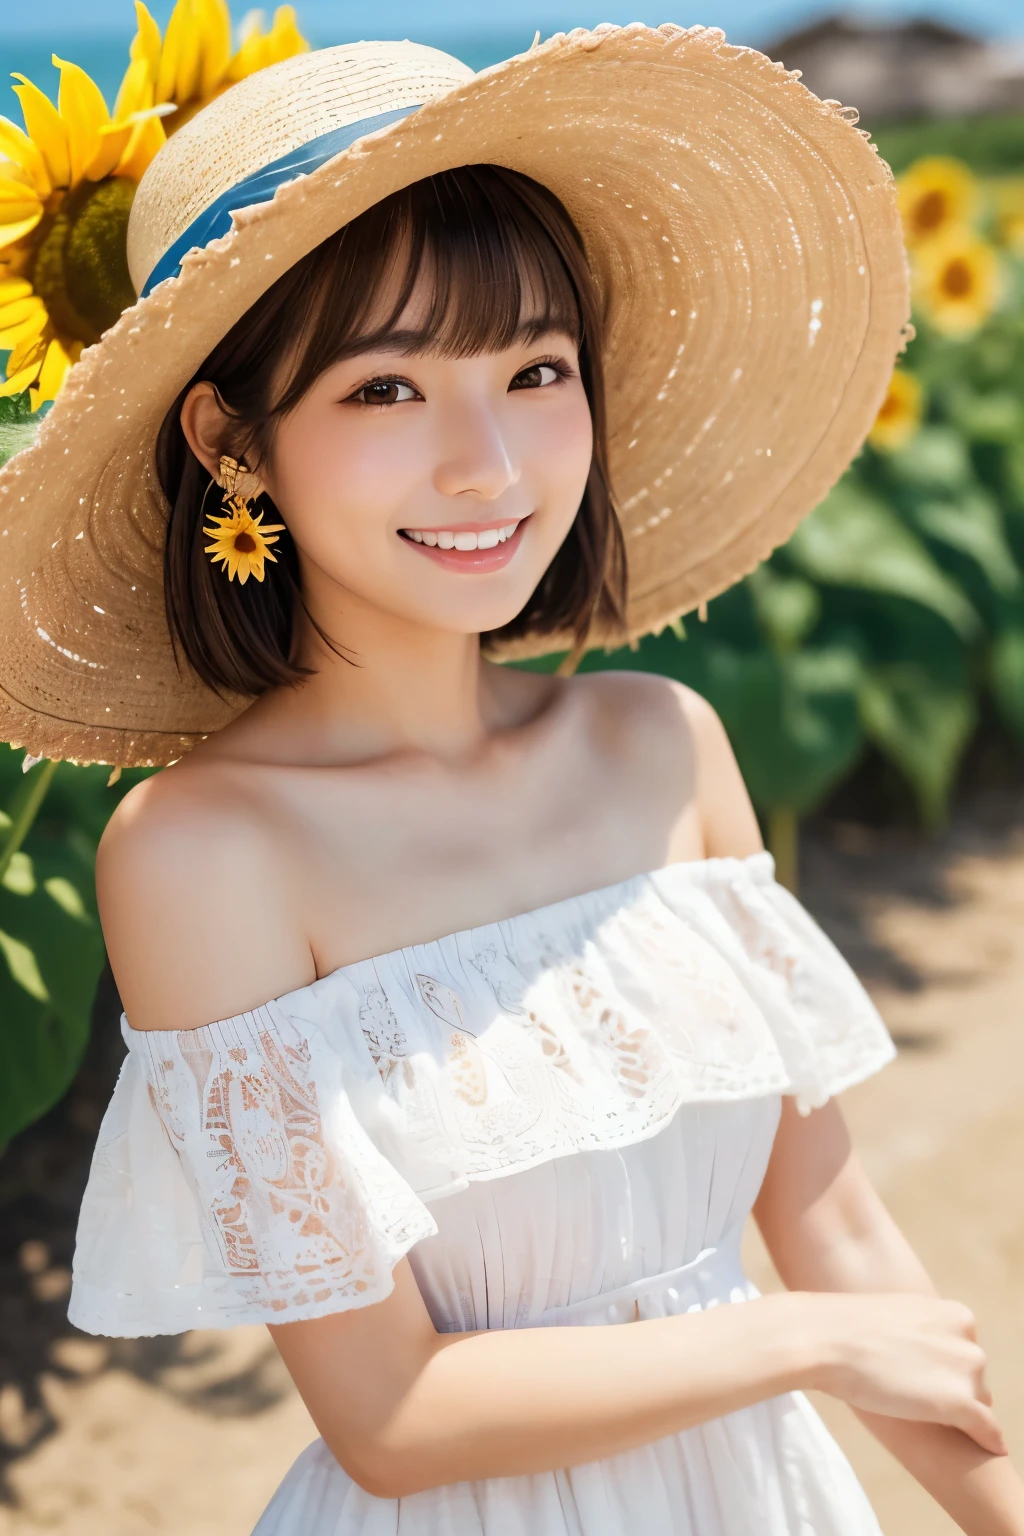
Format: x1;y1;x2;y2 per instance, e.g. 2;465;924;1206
755;1097;1024;1535
271;1272;816;1497
268;1256;995;1499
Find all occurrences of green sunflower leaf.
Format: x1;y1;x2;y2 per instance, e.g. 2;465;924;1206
787;480;980;638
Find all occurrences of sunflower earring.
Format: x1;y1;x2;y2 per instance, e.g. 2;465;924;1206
203;455;286;584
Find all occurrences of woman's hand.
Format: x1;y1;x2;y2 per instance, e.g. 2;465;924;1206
802;1290;1006;1457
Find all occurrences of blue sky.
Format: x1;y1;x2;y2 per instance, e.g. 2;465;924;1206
1;0;1023;42
1;0;1021;112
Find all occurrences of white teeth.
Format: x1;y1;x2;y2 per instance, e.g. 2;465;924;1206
403;520;522;550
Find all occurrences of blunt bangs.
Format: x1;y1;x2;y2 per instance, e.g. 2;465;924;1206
272;167;585;416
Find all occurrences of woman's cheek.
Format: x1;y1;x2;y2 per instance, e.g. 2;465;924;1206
276;430;409;556
539;395;594;512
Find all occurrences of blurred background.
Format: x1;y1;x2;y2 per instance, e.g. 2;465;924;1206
1;3;1024;1533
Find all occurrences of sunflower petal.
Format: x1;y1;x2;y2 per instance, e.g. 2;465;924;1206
54;55;110;187
115;112;167;182
0;295;43;327
0;212;44;251
35;335;71;404
92;99;172;180
130;2;164;77
0;278;33;303
228;5;308;79
0;186;42;219
87;123;132;181
158;0;202;106
0;115;51;198
11;74;71;191
197;0;232;98
266;7;308;65
8;332;46;373
0;158;36;192
0;304;48;348
113;55;153;123
0;360;40;396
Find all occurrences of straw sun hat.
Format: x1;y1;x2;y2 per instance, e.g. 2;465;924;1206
0;24;910;767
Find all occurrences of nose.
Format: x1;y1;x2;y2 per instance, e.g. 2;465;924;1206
432;398;519;502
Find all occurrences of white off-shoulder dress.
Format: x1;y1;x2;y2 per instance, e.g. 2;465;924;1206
71;852;894;1535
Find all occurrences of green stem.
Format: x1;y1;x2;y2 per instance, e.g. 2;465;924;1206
0;759;58;885
767;806;799;894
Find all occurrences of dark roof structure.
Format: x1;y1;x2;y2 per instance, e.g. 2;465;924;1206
767;14;1024;123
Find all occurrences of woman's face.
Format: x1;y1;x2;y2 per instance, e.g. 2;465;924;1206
187;287;594;642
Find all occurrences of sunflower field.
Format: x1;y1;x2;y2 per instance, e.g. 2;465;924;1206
555;144;1024;890
1;2;1024;1143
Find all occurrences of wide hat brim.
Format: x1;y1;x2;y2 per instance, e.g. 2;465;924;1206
0;23;910;767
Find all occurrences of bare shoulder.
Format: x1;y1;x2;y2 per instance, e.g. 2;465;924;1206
97;761;313;1032
568;667;722;763
570;669;763;859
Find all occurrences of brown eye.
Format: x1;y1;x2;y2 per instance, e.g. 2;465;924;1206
354;378;418;405
510;363;561;392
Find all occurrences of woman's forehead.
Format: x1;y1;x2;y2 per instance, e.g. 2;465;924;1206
350;254;580;358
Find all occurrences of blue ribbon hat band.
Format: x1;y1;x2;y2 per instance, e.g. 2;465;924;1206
140;104;422;298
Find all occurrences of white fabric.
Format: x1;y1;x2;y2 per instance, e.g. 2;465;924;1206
254;1101;882;1534
70;851;893;1534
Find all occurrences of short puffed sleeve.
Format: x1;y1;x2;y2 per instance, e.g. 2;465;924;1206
69;1003;437;1337
648;852;896;1113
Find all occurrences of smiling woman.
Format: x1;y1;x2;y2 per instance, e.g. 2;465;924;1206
9;28;1020;1536
158;163;624;697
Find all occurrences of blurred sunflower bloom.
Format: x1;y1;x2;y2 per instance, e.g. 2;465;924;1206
868;368;924;452
989;176;1024;255
898;157;978;248
229;7;310;82
913;228;1001;337
0;1;307;410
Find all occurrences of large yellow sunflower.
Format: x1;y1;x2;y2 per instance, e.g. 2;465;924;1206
898;157;978;248
0;2;308;409
868;367;924;452
913;227;1001;338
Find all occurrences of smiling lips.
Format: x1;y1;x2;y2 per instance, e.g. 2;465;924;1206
404;520;520;550
399;515;529;571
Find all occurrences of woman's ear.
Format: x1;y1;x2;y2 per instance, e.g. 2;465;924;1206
179;383;266;495
179;382;230;478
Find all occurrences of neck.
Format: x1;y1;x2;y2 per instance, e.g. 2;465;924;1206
258;584;499;765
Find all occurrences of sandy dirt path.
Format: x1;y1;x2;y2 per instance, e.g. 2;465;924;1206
2;815;1022;1534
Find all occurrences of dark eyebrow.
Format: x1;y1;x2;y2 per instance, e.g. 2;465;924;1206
344;318;578;358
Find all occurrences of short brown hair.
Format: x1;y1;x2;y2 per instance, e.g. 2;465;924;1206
157;164;627;697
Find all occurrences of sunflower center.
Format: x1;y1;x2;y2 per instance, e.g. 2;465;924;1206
31;178;138;347
877;392;900;422
913;190;948;236
940;258;973;300
234;532;258;553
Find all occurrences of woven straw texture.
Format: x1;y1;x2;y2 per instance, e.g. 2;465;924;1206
0;26;910;766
